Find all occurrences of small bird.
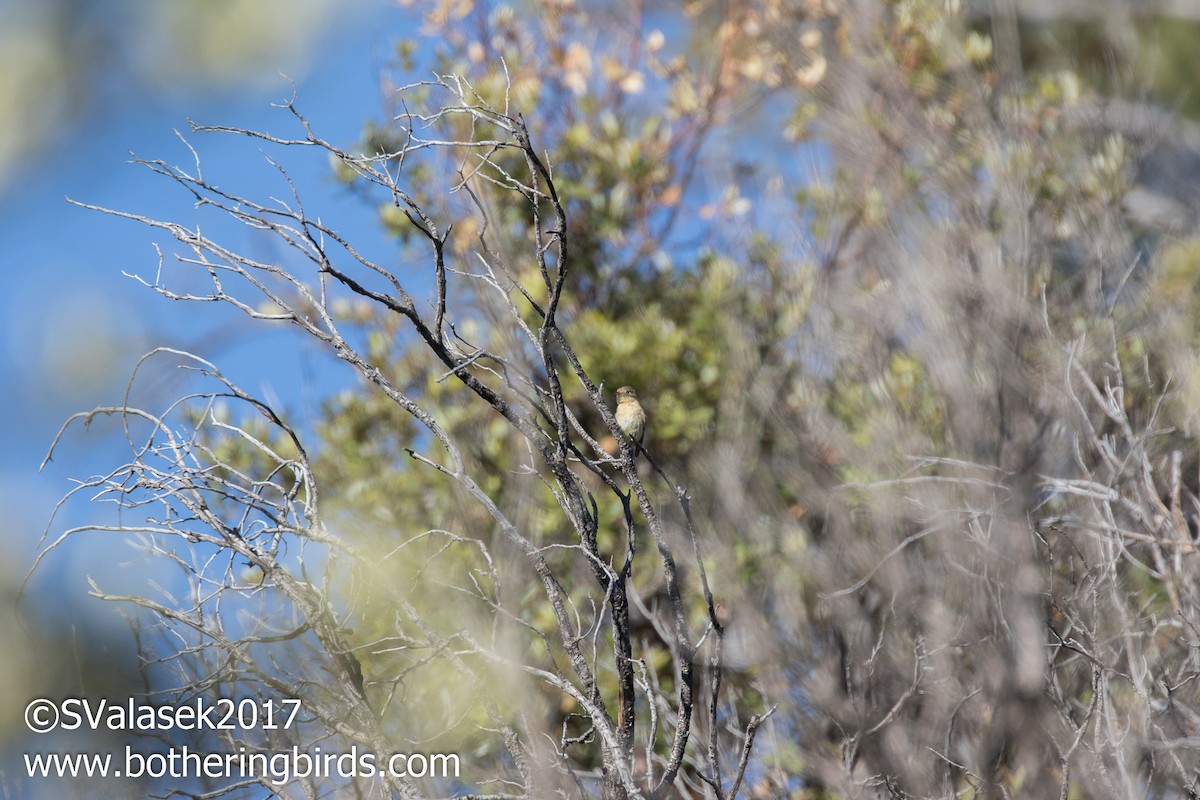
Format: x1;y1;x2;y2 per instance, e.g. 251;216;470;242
614;386;646;455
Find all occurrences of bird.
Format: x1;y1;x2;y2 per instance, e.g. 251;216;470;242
614;386;646;455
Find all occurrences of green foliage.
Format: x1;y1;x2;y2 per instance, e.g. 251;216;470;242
120;1;1200;796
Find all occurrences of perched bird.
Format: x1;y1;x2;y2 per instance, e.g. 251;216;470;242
614;386;646;455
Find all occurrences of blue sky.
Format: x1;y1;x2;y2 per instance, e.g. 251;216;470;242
1;1;418;624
